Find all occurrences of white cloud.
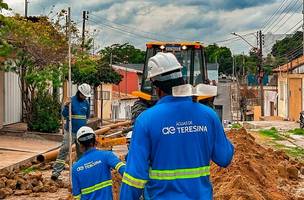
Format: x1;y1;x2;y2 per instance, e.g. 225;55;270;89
3;0;302;55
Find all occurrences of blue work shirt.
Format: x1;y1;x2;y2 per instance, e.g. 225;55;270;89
62;95;90;134
120;96;234;200
72;148;126;200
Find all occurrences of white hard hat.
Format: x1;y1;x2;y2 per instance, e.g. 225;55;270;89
147;52;183;81
126;131;132;139
76;126;96;142
78;83;92;98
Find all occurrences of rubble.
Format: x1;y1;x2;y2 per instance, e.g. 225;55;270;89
212;128;304;200
1;126;303;199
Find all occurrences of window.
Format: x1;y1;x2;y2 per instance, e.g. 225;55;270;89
279;81;284;101
102;91;110;100
125;105;131;119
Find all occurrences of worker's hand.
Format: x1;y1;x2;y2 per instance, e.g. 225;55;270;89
63;99;71;106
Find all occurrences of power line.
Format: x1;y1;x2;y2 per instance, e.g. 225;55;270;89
262;0;290;30
212;32;256;44
89;13;189;41
264;0;301;33
270;4;302;33
89;19;159;41
283;19;303;34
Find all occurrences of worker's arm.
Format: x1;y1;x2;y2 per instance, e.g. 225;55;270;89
71;166;81;200
120;120;150;200
62;105;69;118
211;112;234;167
86;100;90;119
106;151;125;175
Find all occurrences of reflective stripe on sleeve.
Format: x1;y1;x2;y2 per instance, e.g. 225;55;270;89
81;180;112;195
122;173;147;189
115;162;125;171
71;115;87;119
73;194;81;200
149;166;210;180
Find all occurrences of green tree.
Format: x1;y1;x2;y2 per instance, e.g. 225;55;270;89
271;31;302;65
205;44;233;74
99;43;145;64
0;14;68;132
72;54;122;87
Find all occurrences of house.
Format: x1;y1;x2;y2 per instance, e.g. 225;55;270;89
111;92;138;120
112;64;143;95
207;63;219;83
273;55;304;121
263;85;278;117
0;70;22;129
214;78;232;122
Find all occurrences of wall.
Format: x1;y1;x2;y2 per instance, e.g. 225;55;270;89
277;73;304;119
116;99;137;120
263;89;277;116
113;69;139;94
213;80;232;121
277;74;288;119
0;71;4;129
96;84;112;120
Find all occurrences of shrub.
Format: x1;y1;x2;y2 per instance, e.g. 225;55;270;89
28;93;61;133
231;123;242;129
259;127;282;140
288;128;304;136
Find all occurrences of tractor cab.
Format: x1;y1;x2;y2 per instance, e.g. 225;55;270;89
133;42;209;101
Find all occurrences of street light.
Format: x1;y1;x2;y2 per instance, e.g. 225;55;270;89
231;32;257;49
231;31;265;116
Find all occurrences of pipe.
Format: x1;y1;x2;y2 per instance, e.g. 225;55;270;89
37;145;75;163
95;127;111;135
103;121;131;129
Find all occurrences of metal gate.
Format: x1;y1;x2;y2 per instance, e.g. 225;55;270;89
4;72;22;125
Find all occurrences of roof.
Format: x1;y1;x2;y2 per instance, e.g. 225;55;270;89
146;41;204;47
112;91;138;100
112;64;143;73
273;55;304;72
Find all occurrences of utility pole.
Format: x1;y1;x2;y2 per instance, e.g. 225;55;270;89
232;55;235;81
67;7;73;186
258;30;264;116
242;52;245;76
302;0;304;55
82;11;89;51
24;0;28;18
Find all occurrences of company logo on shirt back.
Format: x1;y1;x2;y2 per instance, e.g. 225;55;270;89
162;121;208;135
77;160;102;171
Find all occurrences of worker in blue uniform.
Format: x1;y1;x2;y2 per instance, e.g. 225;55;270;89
52;83;91;181
72;126;125;200
120;52;234;200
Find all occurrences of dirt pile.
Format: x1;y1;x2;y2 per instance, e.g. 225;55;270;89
212;128;304;200
0;162;69;199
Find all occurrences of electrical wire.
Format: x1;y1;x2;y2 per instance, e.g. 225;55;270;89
271;4;302;33
262;0;290;30
264;0;301;33
89;13;189;41
89;19;159;41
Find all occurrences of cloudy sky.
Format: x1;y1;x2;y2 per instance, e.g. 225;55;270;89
4;0;303;54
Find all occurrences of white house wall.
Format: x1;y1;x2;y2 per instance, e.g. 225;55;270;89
264;90;277;116
4;72;22;125
277;75;288;119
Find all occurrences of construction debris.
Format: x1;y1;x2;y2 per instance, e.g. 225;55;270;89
1;125;303;199
0;161;69;199
212;128;304;200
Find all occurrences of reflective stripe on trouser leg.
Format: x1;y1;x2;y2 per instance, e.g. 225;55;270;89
52;129;76;177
